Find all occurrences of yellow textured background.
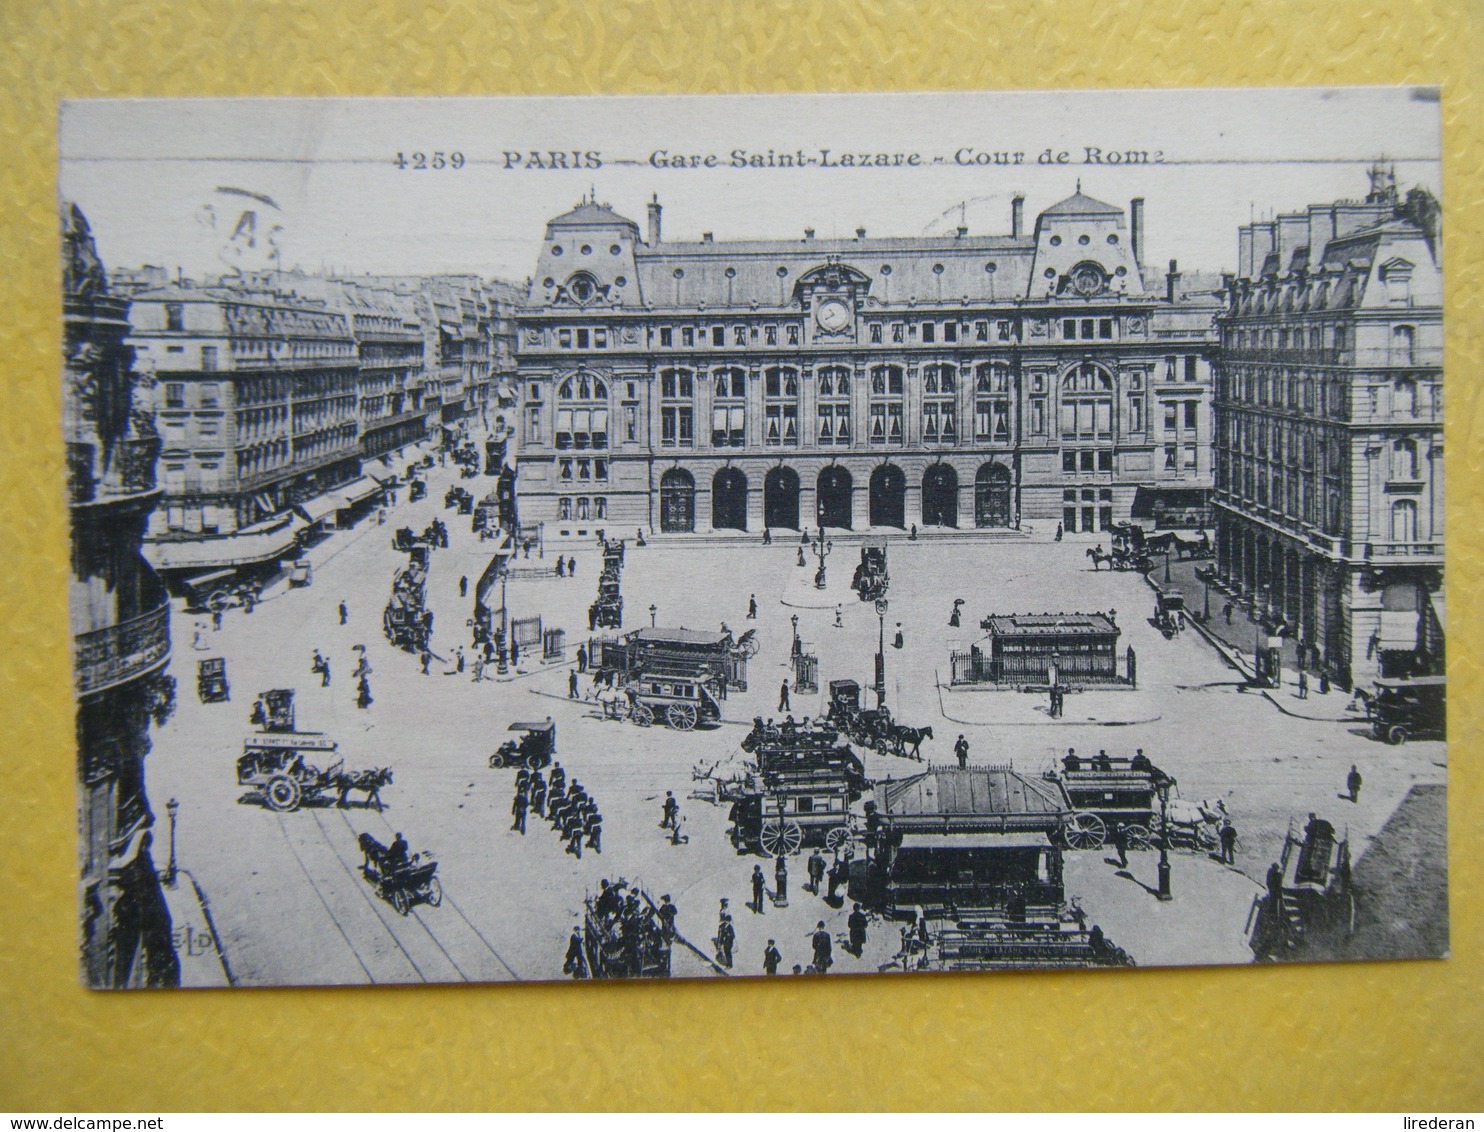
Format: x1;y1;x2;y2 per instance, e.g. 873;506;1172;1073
2;0;1480;1112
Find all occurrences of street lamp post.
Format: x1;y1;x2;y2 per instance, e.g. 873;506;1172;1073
497;571;509;675
790;613;800;660
1156;779;1173;901
1164;545;1172;584
649;603;657;628
874;597;889;711
1202;567;1211;623
814;535;831;589
164;797;179;888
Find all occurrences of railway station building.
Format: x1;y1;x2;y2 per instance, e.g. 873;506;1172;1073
1211;167;1444;688
512;189;1220;538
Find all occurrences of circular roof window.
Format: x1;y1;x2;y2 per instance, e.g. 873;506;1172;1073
1049;235;1062;246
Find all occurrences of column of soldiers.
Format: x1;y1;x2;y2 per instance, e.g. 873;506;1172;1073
509;762;602;857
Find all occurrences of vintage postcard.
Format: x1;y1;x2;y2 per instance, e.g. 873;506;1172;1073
59;88;1445;988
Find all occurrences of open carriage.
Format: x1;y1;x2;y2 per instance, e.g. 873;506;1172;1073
358;832;441;916
853;543;890;602
825;678;896;755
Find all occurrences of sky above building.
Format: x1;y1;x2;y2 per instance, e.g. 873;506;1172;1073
60;88;1440;285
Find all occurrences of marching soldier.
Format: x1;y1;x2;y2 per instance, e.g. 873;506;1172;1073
564;812;584;858
529;771;546;817
510;788;528;835
585;811;602;854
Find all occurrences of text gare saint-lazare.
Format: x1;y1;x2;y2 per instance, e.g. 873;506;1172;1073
469;147;1168;171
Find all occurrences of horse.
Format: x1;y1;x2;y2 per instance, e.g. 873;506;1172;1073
889;724;934;761
334;766;393;811
1086;547;1116;571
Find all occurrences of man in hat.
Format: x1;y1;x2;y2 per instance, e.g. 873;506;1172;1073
954;734;970;769
847;903;869;957
751;864;766;914
763;939;782;976
811;921;833;974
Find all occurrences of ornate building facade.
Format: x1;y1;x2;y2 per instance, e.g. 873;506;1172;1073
1212;167;1443;689
513;190;1219;537
64;204;179;988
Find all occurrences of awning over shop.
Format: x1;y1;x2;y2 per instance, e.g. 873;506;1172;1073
331;476;382;509
294;494;340;525
1428;591;1445;632
145;524;302;571
897;832;1054;852
253;493;276;516
1376;610;1420;650
1130;487;1211;520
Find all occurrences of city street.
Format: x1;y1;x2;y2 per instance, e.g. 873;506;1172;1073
146;450;1447;986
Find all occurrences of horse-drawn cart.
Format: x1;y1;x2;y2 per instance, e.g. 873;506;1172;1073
853;543;889;602
237;691;391;812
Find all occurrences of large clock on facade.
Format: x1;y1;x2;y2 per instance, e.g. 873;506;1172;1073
1071;263;1107;297
815;298;852;333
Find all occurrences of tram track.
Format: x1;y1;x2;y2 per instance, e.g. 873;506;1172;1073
358;807;524;981
271;812;380;984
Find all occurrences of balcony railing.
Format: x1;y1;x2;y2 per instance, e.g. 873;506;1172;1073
74;602;171;696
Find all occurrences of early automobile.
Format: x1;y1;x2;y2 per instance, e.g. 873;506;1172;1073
358;832;441;915
196;657;230;703
1366;674;1445;745
490;719;556;769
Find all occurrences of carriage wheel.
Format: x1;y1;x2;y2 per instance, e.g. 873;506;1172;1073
667;702;698;731
1124;823;1154;851
1062;812;1106;850
264;775;302;813
760;819;804;857
632;703;654;727
527;752;547;770
424;877;443;907
1387;724;1409;746
825;826;850;851
488;752;506;768
741;638;760;659
390;887;409;916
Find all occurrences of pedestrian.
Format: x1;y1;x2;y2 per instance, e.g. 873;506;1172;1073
669;815;688;846
751;864;766;914
661;791;679;830
893;623;904;649
212;608;224;632
807;848;826;895
1055;522;1063;541
1266;861;1285;919
774;854;788;905
848;903;868;957
1219;818;1237;865
716;913;735;968
779;679;791;713
511;790;528;834
420;649;431;675
954;734;970;769
1347;764;1363;803
1319;669;1331;695
1111;823;1128;868
510;637;519;667
797;546;807;567
577;644;588;672
455;647;465;674
811;921;833;974
567;555;576;577
459;575;468;598
748;595;757;620
563;923;586;978
1297;668;1308;699
356;675;372;709
834;604;843;629
339;601;348;626
1223;600;1234;625
556;558;565;578
569;670;580;699
762;528;772;545
826;858;843;903
763;939;782;976
587;605;598;632
657;895;678;941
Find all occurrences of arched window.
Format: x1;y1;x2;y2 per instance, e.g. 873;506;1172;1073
555;374;609;449
817;365;851;446
763;366;799;446
711;366;745;447
1059;362;1114;439
922;363;957;444
658;367;693;448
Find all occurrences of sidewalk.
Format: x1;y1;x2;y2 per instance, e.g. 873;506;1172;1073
1152;559;1359;723
160;869;234;988
937;675;1161;727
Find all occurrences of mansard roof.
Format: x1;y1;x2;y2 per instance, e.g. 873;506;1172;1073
1039;189;1124;217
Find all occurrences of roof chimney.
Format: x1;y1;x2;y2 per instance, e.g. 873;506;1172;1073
702;232;713;243
1130;198;1145;264
647;194;662;246
1166;258;1181;303
956;226;968;239
1011;195;1025;239
804;228;815;240
856;227;866;239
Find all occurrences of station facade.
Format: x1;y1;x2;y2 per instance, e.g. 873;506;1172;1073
512;189;1219;537
1211;167;1444;688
